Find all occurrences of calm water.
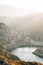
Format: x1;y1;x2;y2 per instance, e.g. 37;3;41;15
12;47;43;63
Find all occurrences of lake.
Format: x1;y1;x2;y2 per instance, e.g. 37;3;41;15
11;47;43;63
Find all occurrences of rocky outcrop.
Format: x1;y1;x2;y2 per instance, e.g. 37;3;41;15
0;48;20;60
0;23;17;51
0;23;20;60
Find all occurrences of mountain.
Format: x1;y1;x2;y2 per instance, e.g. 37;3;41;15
9;13;43;42
0;14;43;46
0;13;43;42
0;23;20;51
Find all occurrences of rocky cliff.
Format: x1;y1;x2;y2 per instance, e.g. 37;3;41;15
0;23;17;51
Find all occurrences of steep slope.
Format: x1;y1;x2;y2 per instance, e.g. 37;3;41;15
0;23;18;51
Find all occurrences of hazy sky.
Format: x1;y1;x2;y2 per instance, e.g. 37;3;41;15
0;0;43;16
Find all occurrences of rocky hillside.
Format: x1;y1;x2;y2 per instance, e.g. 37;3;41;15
0;23;18;51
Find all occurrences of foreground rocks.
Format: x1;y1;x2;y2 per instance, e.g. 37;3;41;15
0;48;20;60
0;55;43;65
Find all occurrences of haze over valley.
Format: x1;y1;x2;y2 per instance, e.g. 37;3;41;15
0;4;43;46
